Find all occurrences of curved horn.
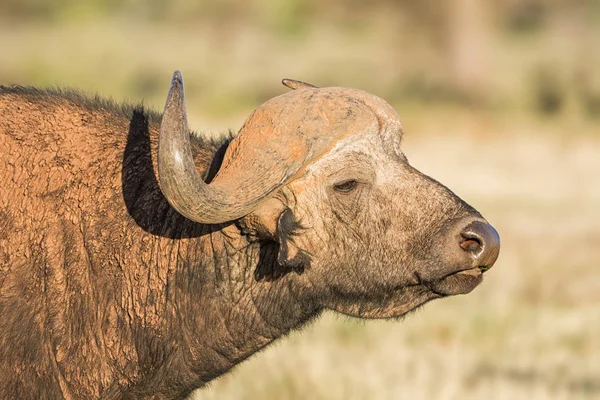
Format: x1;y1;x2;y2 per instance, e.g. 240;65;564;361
282;78;318;90
158;71;288;224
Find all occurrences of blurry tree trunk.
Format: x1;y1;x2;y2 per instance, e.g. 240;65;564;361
445;0;492;98
551;1;596;115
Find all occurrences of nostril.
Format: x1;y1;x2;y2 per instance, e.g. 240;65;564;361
459;227;484;255
459;237;481;252
459;220;501;268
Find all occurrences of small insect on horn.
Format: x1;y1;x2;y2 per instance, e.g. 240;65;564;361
281;79;319;90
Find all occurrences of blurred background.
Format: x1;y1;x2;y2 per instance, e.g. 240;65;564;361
2;1;599;399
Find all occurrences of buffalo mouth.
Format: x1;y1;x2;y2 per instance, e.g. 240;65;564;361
422;267;485;296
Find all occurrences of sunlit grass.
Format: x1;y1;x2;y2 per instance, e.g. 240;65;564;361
1;11;599;399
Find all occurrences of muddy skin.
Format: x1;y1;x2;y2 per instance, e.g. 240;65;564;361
0;81;499;399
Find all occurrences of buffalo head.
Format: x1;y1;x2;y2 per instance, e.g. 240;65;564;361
158;72;500;319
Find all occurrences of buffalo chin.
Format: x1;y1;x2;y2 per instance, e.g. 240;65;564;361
325;285;442;319
426;268;484;296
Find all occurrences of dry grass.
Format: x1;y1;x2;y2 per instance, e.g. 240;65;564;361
1;11;599;399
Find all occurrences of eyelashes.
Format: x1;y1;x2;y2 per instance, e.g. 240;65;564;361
333;180;359;193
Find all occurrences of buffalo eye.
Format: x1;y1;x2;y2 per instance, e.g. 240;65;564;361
333;179;359;193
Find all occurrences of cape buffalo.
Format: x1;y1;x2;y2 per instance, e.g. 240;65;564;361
0;72;500;399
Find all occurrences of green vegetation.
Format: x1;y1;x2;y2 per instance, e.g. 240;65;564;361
1;0;600;126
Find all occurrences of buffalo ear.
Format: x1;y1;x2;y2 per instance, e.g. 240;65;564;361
240;202;310;280
276;208;310;275
238;198;284;241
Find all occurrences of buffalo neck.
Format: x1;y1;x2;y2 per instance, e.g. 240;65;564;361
136;220;322;391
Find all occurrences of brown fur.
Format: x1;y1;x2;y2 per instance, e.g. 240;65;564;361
0;84;498;399
0;87;317;399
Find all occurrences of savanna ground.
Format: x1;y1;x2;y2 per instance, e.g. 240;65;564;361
1;1;599;399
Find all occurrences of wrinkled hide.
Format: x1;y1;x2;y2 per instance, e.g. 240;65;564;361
0;80;499;399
